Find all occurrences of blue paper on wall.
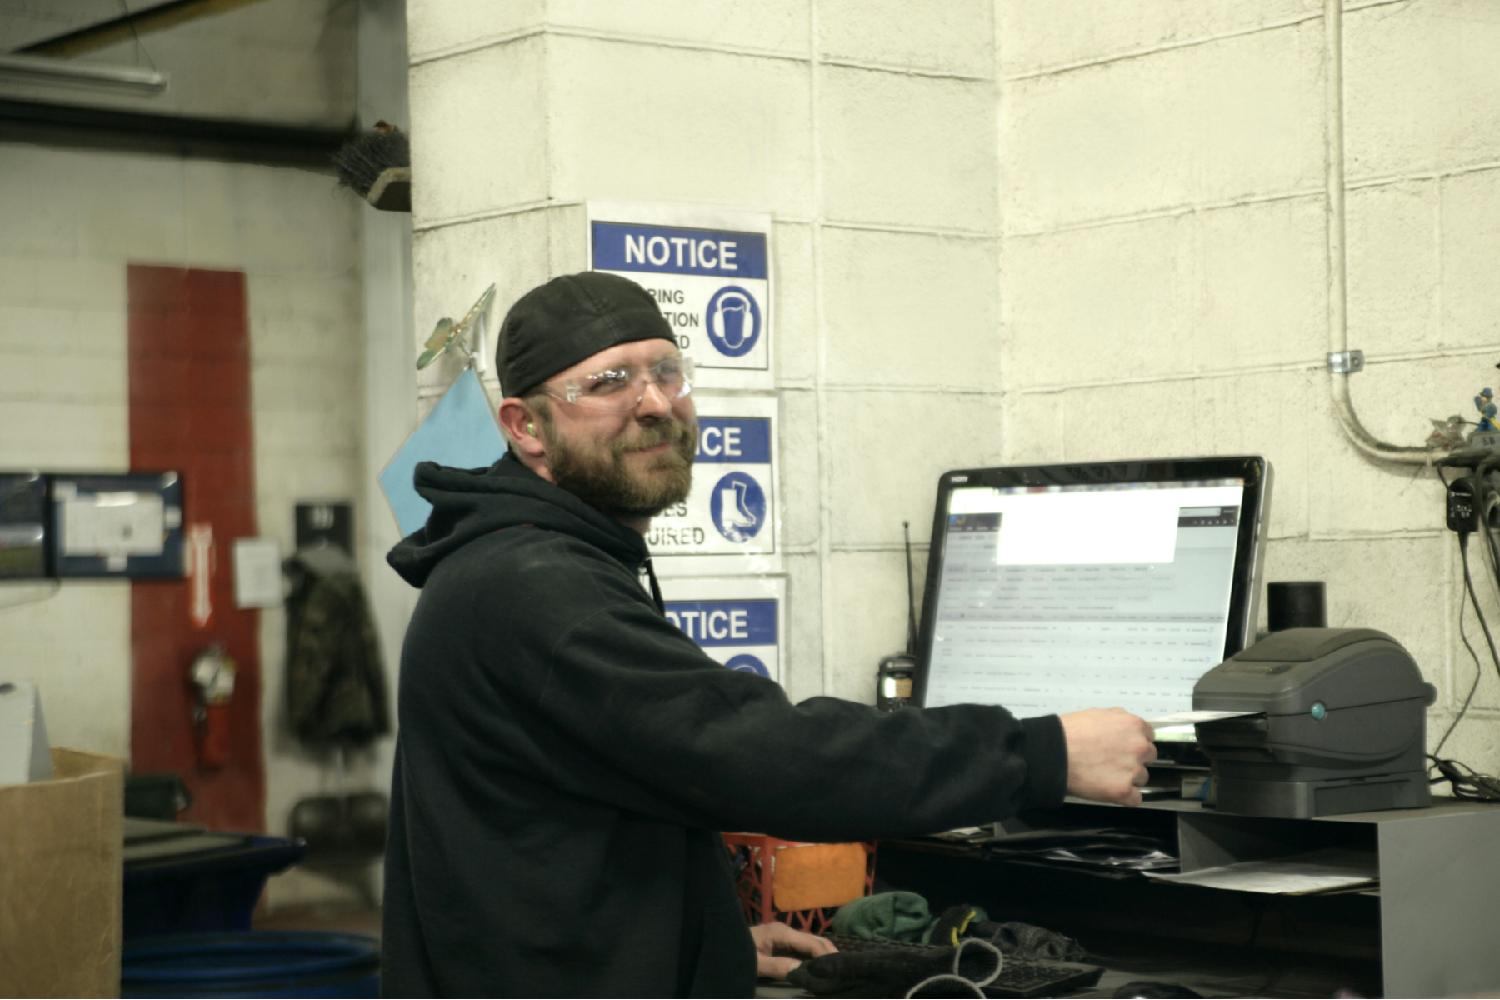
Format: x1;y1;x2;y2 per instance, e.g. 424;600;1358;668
379;368;507;537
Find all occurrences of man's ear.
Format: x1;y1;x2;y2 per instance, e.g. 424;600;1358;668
498;399;545;461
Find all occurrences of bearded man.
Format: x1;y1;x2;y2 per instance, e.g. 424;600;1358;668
381;271;1155;998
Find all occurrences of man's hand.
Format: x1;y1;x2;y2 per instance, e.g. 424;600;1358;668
750;921;837;980
1058;708;1157;806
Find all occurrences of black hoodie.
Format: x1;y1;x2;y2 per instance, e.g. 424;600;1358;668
381;453;1067;997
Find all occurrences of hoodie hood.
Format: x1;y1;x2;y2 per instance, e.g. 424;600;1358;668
387;452;649;588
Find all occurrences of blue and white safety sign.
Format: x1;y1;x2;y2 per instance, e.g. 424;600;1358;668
588;201;772;391
662;576;785;684
646;394;779;573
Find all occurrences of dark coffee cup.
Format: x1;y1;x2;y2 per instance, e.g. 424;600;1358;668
1267;581;1326;631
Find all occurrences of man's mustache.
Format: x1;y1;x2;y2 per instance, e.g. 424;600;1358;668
615;419;696;456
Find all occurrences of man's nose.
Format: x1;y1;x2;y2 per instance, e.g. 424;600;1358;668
634;379;672;418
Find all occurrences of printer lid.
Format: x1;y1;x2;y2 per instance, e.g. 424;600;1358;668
1193;626;1431;715
1230;627;1390;664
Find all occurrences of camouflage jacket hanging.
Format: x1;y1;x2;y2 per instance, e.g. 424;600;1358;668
284;550;390;746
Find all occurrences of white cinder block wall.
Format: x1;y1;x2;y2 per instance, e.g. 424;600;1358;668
0;0;397;908
407;0;1500;778
5;0;1486;902
1000;0;1500;776
0;145;374;866
405;0;1004;706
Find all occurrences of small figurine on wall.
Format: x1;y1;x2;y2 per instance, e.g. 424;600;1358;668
1477;387;1499;433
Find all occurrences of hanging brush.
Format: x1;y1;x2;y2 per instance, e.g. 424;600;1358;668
332;120;411;212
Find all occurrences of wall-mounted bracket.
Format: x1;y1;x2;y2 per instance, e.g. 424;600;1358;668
1327;349;1365;374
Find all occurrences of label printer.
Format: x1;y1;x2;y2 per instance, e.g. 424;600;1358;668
1192;627;1435;819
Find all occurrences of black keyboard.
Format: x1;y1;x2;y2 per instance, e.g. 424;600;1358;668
823;934;1105;998
980;955;1106;998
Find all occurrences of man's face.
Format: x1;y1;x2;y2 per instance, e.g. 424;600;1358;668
533;339;697;519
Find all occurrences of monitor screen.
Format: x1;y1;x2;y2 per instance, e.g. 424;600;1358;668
0;473;50;580
913;457;1270;721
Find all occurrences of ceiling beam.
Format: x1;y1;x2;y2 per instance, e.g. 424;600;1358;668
18;0;268;58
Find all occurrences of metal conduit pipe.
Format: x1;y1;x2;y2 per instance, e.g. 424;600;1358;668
1323;0;1434;466
0;97;352;169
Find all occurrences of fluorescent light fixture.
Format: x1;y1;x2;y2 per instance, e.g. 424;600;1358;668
0;52;167;93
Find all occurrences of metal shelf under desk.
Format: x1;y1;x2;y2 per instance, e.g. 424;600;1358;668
877;797;1500;998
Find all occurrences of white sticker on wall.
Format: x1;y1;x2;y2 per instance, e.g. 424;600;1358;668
588;201;772;392
662;576;785;685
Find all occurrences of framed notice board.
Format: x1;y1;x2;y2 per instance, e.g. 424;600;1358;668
51;472;185;578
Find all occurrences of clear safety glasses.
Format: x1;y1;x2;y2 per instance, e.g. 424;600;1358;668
542;355;694;413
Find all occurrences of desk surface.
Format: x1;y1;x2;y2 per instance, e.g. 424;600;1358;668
1067;791;1491;821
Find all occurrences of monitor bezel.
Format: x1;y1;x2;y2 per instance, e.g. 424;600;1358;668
911;455;1271;712
0;472;53;580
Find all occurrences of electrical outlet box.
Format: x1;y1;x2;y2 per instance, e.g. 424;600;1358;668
1448;480;1477;533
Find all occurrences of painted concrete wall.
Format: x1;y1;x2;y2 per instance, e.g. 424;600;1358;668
1;0;1492;919
353;0;418;911
0;0;396;908
409;0;1500;781
0;142;374;889
406;0;1001;708
999;0;1500;774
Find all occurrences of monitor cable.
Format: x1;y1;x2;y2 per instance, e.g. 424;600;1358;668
1430;534;1482;761
1428;469;1500;800
1463;452;1500;591
1433;544;1500;799
1428;756;1500;801
1481;488;1500;596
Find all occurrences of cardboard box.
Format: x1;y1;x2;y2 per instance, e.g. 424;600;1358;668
0;748;124;998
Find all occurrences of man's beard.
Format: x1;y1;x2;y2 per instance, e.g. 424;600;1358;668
545;416;697;518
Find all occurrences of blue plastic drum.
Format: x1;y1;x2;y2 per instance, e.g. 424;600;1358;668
121;932;379;998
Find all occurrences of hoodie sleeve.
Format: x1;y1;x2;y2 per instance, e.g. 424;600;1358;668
537;594;1065;840
421;531;1068;841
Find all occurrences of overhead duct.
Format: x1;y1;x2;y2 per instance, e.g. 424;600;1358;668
16;0;266;58
0;52;166;93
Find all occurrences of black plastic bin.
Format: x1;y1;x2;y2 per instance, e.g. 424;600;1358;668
124;828;305;939
121;931;379;998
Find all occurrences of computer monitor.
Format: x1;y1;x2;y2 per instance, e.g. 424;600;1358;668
912;457;1270;722
0;473;51;580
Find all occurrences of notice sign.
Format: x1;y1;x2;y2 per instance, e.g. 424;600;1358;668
663;576;785;684
588;201;772;391
648;395;779;573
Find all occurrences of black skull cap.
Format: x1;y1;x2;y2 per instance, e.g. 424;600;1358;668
496;271;674;397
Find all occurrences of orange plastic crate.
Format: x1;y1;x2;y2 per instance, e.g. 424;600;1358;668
722;834;875;933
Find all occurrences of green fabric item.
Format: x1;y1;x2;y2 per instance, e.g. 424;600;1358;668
829;891;933;942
